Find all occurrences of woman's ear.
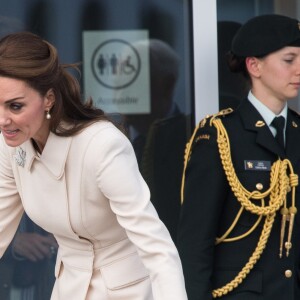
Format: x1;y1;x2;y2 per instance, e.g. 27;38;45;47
45;89;55;110
245;57;262;78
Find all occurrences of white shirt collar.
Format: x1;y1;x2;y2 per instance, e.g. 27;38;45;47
248;91;287;128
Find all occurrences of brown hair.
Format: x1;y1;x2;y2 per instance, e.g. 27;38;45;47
226;51;267;91
0;31;112;136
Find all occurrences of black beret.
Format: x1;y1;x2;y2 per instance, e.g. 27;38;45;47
231;14;300;57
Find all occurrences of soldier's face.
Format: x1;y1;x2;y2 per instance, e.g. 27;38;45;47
256;46;300;102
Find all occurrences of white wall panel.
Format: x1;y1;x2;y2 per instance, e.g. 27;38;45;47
192;0;219;123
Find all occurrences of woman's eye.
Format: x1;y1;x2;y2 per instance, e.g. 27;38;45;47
10;103;23;111
284;58;294;64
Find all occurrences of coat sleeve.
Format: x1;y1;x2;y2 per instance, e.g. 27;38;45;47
0;135;24;257
90;126;187;300
177;123;229;300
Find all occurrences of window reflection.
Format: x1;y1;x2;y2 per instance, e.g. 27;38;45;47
123;39;189;241
0;1;193;298
217;21;248;110
1;214;56;300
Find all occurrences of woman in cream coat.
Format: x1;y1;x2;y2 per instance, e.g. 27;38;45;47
0;32;187;300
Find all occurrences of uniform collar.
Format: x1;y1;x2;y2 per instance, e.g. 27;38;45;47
238;99;285;157
238;99;300;159
248;90;288;128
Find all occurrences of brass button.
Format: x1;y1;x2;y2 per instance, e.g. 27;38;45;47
285;270;292;278
256;183;263;190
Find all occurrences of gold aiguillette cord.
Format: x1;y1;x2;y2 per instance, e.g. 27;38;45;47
279;173;298;258
279;207;288;258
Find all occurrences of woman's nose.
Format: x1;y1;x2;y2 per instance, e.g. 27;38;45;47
0;111;11;126
296;59;300;75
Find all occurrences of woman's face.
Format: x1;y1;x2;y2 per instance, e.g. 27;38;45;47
255;46;300;102
0;77;54;149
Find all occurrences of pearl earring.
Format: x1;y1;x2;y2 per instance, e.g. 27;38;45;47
46;110;51;120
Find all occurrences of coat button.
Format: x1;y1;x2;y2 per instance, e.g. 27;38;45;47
285;270;292;278
3;283;9;288
256;183;263;190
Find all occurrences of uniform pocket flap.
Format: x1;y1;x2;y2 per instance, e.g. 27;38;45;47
101;252;149;290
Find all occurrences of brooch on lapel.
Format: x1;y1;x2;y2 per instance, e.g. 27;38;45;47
14;147;26;167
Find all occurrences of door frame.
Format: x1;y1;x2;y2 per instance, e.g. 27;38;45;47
192;0;219;123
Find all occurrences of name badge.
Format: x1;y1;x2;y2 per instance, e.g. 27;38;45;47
244;160;271;171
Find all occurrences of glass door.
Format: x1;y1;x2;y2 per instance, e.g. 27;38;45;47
0;1;194;299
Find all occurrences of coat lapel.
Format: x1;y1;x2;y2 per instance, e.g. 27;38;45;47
23;132;72;179
238;100;285;158
39;132;72;179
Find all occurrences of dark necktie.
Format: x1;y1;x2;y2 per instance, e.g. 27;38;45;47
271;116;285;149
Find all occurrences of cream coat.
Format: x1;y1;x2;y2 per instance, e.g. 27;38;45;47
0;121;187;300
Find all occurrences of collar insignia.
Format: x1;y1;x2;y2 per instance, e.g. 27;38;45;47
255;120;265;127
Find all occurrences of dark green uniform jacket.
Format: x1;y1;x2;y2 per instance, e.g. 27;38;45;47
178;99;300;300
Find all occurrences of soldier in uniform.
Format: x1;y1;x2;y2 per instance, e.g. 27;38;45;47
177;14;300;299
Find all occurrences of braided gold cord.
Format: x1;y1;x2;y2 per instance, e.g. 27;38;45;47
214;118;290;216
180;121;202;204
211;118;297;298
180;114;298;298
215;203;264;244
212;211;275;298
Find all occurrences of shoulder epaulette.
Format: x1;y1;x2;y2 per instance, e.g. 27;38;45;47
198;108;234;128
199;114;213;128
209;107;234;126
181;107;233;204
